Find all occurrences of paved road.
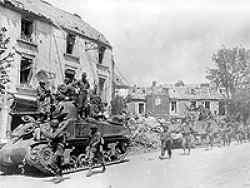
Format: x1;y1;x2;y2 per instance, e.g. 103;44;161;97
1;143;250;188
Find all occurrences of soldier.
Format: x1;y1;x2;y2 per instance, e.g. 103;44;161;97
181;122;193;154
159;123;173;159
42;118;72;179
206;122;215;149
76;72;90;119
236;123;244;144
219;121;226;146
56;78;71;102
36;80;51;120
86;125;105;177
225;122;233;146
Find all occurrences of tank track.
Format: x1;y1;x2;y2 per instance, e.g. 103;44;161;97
25;143;129;176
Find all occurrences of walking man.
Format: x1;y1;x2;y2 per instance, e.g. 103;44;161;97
181;122;193;154
86;125;106;177
159;123;173;159
206;122;215;149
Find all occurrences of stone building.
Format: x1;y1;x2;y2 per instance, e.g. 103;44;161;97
0;0;115;142
140;83;225;118
167;84;226;118
146;86;169;118
126;87;146;116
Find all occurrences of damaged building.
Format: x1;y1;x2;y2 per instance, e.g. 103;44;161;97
126;83;226;118
167;84;226;118
0;0;115;142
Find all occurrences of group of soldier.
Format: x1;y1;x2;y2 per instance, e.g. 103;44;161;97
36;72;91;120
35;72;106;180
159;120;194;159
158;117;250;160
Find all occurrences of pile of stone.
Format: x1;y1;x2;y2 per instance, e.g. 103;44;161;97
127;116;162;150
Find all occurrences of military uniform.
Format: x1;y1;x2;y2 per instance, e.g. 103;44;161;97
206;124;215;148
36;82;51;119
159;126;172;159
182;124;193;154
76;75;90;118
86;126;105;176
42;119;71;177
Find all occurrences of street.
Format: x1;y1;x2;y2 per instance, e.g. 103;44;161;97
1;142;250;188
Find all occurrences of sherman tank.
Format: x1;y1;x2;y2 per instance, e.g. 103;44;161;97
0;98;131;175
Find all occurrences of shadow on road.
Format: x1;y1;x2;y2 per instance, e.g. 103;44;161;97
44;176;70;184
86;169;106;178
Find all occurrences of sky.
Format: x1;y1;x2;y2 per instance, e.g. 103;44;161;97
47;0;250;86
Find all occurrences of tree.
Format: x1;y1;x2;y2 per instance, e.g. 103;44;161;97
206;47;250;99
230;88;250;125
206;47;250;118
0;27;14;94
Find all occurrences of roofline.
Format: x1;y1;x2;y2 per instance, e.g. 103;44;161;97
0;1;112;48
169;98;225;101
63;27;112;49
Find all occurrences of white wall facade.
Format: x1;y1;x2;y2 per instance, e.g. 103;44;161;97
0;6;114;141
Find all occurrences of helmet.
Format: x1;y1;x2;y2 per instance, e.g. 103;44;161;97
90;124;98;130
21;115;35;123
39;80;46;85
50;119;59;128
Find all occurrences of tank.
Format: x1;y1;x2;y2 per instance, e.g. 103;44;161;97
0;100;131;175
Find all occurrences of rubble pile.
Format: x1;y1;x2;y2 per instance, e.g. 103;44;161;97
128;116;162;150
127;115;221;151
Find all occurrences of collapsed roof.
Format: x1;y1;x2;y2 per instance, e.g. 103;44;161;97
168;86;225;100
0;0;111;47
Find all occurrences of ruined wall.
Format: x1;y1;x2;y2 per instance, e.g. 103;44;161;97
146;95;169;117
210;101;219;115
0;6;114;140
169;99;220;117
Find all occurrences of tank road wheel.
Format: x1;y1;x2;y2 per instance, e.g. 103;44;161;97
103;151;112;162
26;144;56;175
70;155;78;169
62;155;78;173
38;146;56;175
77;154;89;168
118;141;128;154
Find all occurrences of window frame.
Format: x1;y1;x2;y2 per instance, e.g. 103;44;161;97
204;101;210;109
171;101;177;113
19;56;33;86
20;17;34;42
66;33;76;55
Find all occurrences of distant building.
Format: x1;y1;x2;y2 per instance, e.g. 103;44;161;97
126;86;146;116
168;84;226;117
134;83;226;118
146;86;169;118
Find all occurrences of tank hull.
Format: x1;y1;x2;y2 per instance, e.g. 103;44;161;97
0;119;130;175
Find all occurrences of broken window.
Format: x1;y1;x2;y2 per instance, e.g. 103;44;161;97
66;33;76;54
171;101;177;113
139;103;145;114
205;101;210;109
219;101;225;115
98;78;105;99
20;57;33;85
98;46;106;64
21;18;33;42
